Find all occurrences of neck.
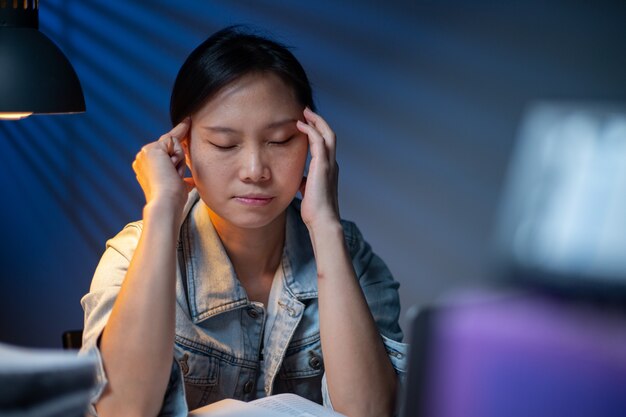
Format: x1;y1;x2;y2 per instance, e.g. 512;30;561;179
207;208;286;282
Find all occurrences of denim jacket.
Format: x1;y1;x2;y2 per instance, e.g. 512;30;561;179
80;190;408;416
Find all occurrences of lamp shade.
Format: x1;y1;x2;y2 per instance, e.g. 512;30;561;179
0;1;85;118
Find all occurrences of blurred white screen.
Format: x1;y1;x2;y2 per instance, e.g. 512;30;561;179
496;103;626;281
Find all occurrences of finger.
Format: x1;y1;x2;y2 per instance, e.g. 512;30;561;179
176;157;186;178
177;163;184;177
169;136;185;163
168;117;191;141
169;153;184;177
158;118;190;151
304;108;336;163
172;136;184;154
297;120;328;162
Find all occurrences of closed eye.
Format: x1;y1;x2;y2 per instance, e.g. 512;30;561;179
210;142;237;150
269;135;295;146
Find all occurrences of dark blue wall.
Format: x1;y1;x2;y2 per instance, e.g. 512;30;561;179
1;0;625;347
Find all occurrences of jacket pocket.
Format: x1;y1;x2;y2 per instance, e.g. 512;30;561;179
275;333;324;404
174;341;219;410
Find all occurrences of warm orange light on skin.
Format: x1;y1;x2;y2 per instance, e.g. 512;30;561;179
0;112;33;120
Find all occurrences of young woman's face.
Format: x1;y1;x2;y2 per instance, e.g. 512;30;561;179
184;72;308;230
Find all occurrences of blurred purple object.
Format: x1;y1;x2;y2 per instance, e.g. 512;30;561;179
409;291;626;417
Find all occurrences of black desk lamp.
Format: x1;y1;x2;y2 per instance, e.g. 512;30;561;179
0;0;85;120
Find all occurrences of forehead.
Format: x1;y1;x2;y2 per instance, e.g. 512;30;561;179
193;72;301;127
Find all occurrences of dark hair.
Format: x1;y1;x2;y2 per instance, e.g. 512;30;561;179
170;25;315;126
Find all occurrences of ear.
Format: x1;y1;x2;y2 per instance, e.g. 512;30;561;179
181;136;192;170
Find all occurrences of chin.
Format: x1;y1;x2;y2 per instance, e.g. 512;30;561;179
210;199;288;230
223;211;286;230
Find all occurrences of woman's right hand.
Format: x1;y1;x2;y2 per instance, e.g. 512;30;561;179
132;118;195;217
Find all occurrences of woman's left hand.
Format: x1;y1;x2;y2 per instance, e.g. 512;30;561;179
297;107;340;230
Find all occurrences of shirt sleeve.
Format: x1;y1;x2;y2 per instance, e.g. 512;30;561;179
320;221;409;409
344;220;409;363
79;222;188;417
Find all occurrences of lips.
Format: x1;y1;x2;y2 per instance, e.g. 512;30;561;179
234;195;274;206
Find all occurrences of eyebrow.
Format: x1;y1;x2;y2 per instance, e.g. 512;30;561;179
203;118;297;134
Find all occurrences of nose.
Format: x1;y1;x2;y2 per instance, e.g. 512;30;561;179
239;147;270;183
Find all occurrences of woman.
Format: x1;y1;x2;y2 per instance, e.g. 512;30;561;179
80;26;407;417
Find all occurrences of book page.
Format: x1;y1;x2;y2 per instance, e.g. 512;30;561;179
189;394;345;417
189;398;276;417
251;394;346;417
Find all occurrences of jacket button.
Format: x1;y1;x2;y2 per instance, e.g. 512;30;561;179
179;353;189;375
309;355;322;370
244;380;254;394
247;308;259;319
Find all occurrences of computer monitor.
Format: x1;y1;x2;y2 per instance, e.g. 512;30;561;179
494;102;626;294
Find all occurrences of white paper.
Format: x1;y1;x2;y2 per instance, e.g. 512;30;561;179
252;394;344;417
189;398;276;417
189;393;345;417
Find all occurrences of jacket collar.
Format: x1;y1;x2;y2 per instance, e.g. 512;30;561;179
179;191;318;324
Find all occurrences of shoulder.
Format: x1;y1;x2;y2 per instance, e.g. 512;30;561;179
339;219;366;254
105;189;200;258
103;220;144;261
